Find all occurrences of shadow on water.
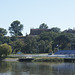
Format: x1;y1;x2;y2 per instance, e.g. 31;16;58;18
0;61;75;75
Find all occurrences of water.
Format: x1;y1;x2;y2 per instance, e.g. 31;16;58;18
0;61;75;75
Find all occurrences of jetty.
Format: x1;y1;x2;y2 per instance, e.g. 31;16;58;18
19;56;34;62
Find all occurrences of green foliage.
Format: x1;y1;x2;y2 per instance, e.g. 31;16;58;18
50;27;61;32
10;36;18;41
53;33;74;50
0;34;10;44
8;20;23;36
5;29;75;54
24;36;37;53
20;31;75;54
0;21;75;54
0;44;12;57
10;40;24;53
39;31;59;41
37;40;46;53
39;23;48;29
0;28;7;35
0;34;4;44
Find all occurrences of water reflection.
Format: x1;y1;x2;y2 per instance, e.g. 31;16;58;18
0;61;11;73
0;61;75;75
52;63;75;75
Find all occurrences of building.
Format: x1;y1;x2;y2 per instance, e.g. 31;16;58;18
30;29;51;35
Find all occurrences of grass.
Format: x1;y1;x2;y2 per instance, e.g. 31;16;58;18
33;57;64;62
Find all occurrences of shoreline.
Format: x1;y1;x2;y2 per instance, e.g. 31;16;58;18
2;58;19;61
1;57;75;62
0;57;64;62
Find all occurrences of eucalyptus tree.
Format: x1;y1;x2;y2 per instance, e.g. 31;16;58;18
9;20;23;36
39;23;48;29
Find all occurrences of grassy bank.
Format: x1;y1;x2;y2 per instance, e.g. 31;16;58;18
33;57;64;62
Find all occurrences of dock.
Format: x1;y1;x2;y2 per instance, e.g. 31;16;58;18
19;56;34;62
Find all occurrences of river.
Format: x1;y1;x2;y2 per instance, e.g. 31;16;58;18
0;61;75;75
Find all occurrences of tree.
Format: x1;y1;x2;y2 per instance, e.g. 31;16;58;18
39;23;48;29
10;36;18;41
38;40;46;53
39;31;59;41
3;36;11;44
24;36;37;53
11;40;24;53
46;41;53;53
0;43;12;57
0;33;4;44
0;33;11;44
53;33;72;50
0;28;7;35
8;20;23;36
50;27;61;32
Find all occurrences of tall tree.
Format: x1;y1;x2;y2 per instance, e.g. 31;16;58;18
8;20;23;36
39;23;48;29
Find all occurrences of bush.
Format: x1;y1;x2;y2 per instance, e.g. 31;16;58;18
0;43;12;57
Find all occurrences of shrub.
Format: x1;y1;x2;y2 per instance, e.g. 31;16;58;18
0;43;12;57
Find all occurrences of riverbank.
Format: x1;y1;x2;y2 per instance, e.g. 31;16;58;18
1;56;64;62
1;55;75;62
32;57;64;62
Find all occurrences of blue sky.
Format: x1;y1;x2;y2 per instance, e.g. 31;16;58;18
0;0;75;36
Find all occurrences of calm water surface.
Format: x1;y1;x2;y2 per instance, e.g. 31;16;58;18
0;61;75;75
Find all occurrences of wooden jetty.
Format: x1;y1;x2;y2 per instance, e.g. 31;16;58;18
19;57;34;62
